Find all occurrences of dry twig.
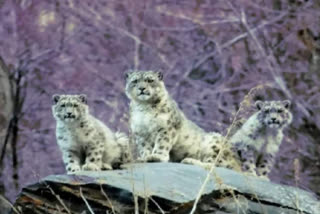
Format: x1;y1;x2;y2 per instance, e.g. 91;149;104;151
45;183;71;214
100;185;116;214
79;187;95;214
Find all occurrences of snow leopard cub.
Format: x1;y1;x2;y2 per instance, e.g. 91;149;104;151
230;100;293;179
52;94;130;174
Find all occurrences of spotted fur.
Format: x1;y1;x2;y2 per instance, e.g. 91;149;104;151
52;94;130;174
126;70;239;169
230;100;293;179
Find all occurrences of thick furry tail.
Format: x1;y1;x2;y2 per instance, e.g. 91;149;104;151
114;131;129;146
114;132;132;163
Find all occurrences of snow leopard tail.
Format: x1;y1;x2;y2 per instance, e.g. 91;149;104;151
114;132;132;163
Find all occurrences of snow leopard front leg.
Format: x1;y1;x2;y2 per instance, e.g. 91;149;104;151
145;128;174;162
256;153;275;180
82;141;104;171
238;145;258;176
135;134;153;161
62;149;81;174
58;134;82;174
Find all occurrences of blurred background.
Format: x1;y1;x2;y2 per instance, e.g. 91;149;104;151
0;0;319;202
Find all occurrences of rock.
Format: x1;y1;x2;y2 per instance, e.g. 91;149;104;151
13;163;320;213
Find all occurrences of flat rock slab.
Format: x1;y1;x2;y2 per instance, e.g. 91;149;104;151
14;163;320;213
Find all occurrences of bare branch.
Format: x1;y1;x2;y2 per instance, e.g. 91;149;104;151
134;40;140;70
170;10;288;93
226;0;310;117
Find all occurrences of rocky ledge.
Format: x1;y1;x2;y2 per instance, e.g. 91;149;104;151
13;163;320;214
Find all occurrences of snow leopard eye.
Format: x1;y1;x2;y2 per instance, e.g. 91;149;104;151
146;79;154;83
264;109;269;113
74;104;78;108
277;109;283;113
61;104;66;108
132;79;138;84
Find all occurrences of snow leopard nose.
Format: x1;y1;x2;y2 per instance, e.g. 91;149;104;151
67;112;72;117
139;87;146;92
271;117;277;122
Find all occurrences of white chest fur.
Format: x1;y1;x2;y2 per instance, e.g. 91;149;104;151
130;107;170;135
57;123;90;149
251;131;283;154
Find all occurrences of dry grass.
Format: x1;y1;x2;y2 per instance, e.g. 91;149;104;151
190;83;280;214
189;89;251;213
100;185;116;214
0;194;20;214
45;182;71;214
79;187;95;214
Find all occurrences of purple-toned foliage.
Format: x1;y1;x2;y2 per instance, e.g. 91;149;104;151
0;0;319;201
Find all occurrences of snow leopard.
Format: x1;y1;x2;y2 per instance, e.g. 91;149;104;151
230;100;293;179
52;94;130;174
125;70;239;169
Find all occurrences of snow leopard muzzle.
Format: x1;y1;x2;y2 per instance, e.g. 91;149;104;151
64;113;76;119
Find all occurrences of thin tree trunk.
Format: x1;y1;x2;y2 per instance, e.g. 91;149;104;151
0;57;14;195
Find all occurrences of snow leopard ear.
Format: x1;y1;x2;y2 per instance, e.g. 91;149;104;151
255;100;264;110
125;72;129;80
156;71;163;80
78;94;87;104
52;94;60;104
125;69;134;80
282;100;291;109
